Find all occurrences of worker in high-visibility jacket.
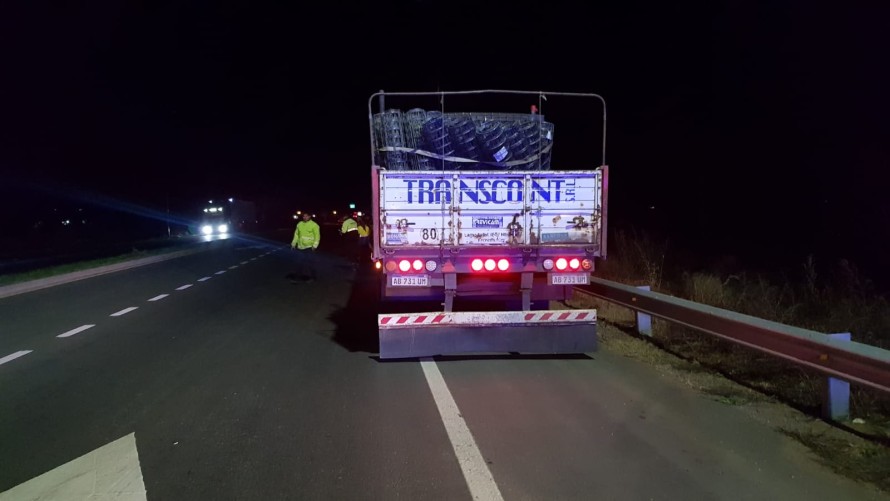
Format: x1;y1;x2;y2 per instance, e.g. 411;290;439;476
290;212;320;282
340;215;359;267
340;215;357;235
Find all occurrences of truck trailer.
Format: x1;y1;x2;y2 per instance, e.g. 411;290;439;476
369;90;607;359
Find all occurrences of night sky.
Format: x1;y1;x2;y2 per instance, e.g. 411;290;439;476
1;2;888;286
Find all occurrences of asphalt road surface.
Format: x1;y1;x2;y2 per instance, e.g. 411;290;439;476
1;237;886;500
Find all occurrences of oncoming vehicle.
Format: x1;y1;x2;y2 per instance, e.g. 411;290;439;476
200;202;230;236
197;198;257;237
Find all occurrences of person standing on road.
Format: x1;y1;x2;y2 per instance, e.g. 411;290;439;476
340;213;359;267
291;212;321;282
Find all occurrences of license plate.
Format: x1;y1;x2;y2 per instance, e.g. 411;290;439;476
391;275;429;287
550;273;589;285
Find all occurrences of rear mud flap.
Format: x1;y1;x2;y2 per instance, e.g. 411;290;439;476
378;310;597;359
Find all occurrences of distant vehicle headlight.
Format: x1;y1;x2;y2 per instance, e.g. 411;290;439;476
201;225;213;235
218;224;228;234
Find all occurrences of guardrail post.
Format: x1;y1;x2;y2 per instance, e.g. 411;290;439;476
822;332;851;421
635;285;653;337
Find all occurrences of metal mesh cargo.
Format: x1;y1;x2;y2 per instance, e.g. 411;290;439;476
373;110;410;170
373;110;554;171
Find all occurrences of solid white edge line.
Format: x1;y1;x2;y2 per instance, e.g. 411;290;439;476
0;350;33;366
198;277;212;282
110;307;138;317
57;324;96;338
420;358;504;501
175;284;193;291
148;294;169;301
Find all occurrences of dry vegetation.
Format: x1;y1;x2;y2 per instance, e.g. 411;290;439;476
563;228;890;491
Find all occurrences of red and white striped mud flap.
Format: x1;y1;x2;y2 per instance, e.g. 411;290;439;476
377;309;597;359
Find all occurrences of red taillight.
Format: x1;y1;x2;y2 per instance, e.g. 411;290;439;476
398;260;411;272
569;258;580;270
471;258;511;272
555;258;568;271
412;259;423;271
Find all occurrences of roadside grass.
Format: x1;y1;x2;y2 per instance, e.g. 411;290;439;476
782;429;890;493
592;228;890;421
0;243;192;287
0;229;289;289
583;307;890;493
570;228;890;490
668;265;890;425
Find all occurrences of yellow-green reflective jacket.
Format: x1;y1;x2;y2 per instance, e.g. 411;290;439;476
292;220;320;249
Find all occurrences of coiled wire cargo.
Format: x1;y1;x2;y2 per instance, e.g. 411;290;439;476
373;110;554;170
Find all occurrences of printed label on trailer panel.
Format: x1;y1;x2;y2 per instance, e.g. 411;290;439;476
472;217;502;228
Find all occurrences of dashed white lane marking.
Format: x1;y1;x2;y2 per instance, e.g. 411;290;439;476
175;284;193;291
57;325;96;338
240;261;248;265
0;350;33;366
420;358;504;501
198;277;212;282
215;270;226;275
110;307;138;317
148;294;169;302
228;265;238;270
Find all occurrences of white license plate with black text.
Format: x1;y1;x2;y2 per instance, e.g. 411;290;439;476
391;275;430;287
550;273;589;285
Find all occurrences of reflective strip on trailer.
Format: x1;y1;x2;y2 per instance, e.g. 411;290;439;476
378;310;597;329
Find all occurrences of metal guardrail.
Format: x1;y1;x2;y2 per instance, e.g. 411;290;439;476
575;277;890;395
